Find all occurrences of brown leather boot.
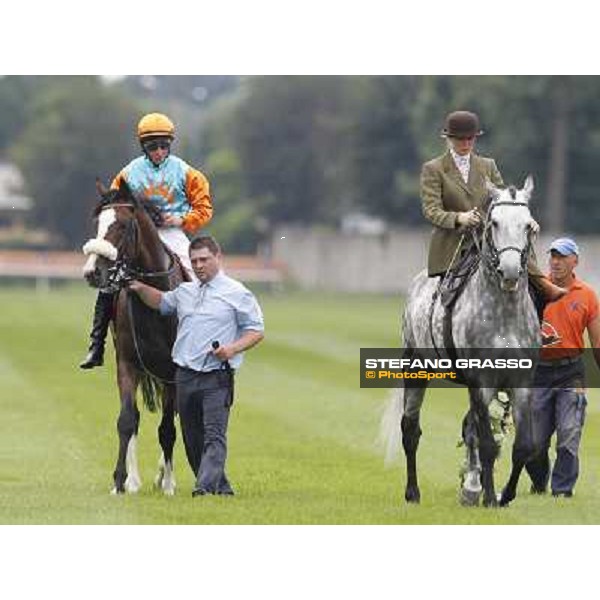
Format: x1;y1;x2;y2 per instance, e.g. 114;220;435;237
537;277;567;301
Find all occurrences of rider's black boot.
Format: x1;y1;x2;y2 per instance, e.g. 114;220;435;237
79;292;114;369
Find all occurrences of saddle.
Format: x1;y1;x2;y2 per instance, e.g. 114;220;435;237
439;239;480;309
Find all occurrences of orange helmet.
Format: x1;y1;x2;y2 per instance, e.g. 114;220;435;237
137;112;175;141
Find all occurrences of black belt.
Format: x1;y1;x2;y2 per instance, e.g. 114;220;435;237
538;356;582;368
176;365;235;406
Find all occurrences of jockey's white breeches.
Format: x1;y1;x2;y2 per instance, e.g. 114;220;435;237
158;227;195;280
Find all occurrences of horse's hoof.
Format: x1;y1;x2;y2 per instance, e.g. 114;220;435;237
498;487;515;507
483;495;499;508
459;487;481;507
405;488;421;504
125;476;142;493
154;467;165;489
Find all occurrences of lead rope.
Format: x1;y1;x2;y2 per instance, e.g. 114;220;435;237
126;289;179;385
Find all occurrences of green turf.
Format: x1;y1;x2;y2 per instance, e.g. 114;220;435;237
1;283;599;524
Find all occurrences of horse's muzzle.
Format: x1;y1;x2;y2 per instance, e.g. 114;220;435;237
500;278;520;292
84;266;103;288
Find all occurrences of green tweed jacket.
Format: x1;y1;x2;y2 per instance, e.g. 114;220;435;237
420;150;504;277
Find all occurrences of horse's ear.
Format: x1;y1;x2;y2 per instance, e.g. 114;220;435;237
95;178;109;198
523;174;534;200
118;177;132;198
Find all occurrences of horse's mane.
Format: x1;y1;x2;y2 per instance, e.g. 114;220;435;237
92;189;121;216
93;183;163;228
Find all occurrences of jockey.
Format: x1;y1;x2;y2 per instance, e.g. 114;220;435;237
79;112;213;370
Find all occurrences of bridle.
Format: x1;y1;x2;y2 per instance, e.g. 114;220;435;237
98;202;177;290
480;199;532;278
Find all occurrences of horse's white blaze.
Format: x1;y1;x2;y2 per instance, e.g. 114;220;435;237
81;208;118;270
124;434;142;493
97;207;117;241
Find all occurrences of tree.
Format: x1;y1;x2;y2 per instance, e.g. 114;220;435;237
234;76;356;226
11;77;139;247
0;76;46;156
350;76;423;223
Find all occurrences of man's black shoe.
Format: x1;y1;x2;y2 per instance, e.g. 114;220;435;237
192;488;207;498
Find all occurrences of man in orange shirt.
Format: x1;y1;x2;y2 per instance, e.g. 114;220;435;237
526;237;600;497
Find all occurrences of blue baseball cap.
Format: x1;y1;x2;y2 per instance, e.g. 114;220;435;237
549;237;579;256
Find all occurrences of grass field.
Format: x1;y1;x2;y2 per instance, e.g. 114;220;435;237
1;283;599;524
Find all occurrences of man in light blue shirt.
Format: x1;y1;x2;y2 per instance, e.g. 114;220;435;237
129;235;264;496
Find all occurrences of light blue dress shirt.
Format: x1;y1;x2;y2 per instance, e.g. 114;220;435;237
159;271;264;371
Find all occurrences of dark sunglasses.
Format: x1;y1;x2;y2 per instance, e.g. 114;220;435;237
144;140;171;152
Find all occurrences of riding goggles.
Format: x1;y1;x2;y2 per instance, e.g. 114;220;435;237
143;139;171;152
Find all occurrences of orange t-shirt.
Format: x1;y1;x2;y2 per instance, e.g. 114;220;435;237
540;274;599;360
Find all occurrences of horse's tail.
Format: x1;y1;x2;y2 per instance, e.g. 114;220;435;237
138;372;164;413
377;387;405;467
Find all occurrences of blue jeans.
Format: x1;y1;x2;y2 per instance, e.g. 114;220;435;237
525;364;587;494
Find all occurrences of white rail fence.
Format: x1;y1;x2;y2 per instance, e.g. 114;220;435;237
0;250;286;291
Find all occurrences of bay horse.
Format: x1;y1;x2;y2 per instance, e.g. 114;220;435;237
82;179;187;494
381;176;541;507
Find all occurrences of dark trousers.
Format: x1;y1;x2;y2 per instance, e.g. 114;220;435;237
176;367;235;495
525;362;587;494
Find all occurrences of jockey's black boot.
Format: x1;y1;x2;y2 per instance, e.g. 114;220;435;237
79;291;114;369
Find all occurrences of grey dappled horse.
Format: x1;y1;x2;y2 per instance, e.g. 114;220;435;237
83;180;186;495
382;176;541;507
